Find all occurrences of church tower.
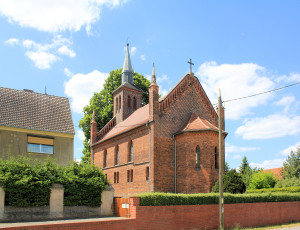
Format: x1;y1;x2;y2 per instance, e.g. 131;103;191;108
113;43;143;124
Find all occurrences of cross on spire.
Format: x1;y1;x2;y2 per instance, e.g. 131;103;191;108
187;58;194;74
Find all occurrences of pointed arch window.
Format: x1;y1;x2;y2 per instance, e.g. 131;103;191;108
103;149;107;168
215;147;218;169
128;140;133;162
116;98;118;113
196;145;200;168
133;97;137;110
115;145;119;166
119;95;121;110
128;96;131;108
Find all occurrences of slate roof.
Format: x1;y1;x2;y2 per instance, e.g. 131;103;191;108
0;87;75;135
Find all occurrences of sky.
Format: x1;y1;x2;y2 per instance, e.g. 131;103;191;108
1;0;300;170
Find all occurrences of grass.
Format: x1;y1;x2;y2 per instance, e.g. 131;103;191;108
231;221;300;229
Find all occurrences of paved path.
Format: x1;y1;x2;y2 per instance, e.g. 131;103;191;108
0;217;127;228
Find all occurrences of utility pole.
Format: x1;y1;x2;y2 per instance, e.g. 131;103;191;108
218;89;224;230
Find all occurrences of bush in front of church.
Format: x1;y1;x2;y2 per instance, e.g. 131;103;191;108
212;169;246;194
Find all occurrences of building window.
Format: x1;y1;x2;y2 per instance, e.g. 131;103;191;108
215;147;218;169
128;140;133;162
128;95;131;108
103;149;107;168
114;172;119;184
119;95;121;110
116;97;118;112
133;97;137;110
27;136;54;154
115;145;119;165
196;145;200;168
146;166;149;181
127;169;133;182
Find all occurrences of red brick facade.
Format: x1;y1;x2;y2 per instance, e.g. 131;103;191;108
92;72;227;197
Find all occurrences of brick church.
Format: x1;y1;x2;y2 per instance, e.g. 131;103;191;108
91;44;227;197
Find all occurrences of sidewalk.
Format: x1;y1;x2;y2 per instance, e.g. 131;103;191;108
0;217;127;228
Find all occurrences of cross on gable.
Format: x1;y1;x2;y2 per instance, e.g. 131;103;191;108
188;58;194;74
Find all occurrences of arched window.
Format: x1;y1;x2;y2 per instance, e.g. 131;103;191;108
215;147;218;169
119;95;121;110
196;145;200;168
115;145;119;165
128;141;133;162
133;97;137;110
128;95;131;108
103;149;107;168
116;98;118;112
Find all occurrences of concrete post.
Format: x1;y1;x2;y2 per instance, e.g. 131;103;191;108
100;185;114;216
50;183;64;218
0;184;4;219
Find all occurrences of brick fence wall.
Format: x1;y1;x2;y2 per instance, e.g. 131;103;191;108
2;197;299;230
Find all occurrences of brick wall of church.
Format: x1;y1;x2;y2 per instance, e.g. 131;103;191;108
175;131;225;193
93;125;151;197
152;77;225;193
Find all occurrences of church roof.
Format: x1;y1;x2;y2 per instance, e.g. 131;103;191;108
0;87;75;135
95;104;149;144
112;82;143;94
175;112;225;135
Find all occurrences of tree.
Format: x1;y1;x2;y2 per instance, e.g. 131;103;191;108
281;147;300;179
79;69;150;164
249;171;278;189
212;169;246;194
239;156;250;174
225;161;230;174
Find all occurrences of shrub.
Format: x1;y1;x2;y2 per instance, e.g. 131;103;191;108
212;169;246;194
0;156;108;207
249;171;278;189
62;162;107;206
275;177;300;188
135;192;300;206
246;186;300;193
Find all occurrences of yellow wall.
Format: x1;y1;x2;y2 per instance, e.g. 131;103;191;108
0;127;74;166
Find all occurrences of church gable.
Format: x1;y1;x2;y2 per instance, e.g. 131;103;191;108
159;74;218;124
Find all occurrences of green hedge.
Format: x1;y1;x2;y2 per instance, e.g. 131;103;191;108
0;156;108;207
246;186;300;194
136;192;300;206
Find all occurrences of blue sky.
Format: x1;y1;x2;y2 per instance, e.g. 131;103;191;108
1;0;300;169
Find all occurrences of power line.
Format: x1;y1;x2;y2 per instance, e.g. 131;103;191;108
213;81;300;106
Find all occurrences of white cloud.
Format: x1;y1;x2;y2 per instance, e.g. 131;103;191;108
160;89;168;97
58;45;76;58
5;38;18;46
64;70;108;113
275;96;295;112
25;51;58;69
76;130;85;141
226;143;259;153
7;35;75;69
236;114;300;139
250;158;285;169
157;74;168;84
196;62;275;120
279;142;300;156
64;68;73;77
276;73;300;83
233;154;242;159
74;158;82;163
140;54;146;61
0;0;128;33
130;46;136;56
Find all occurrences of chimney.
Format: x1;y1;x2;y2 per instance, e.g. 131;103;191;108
90;109;97;146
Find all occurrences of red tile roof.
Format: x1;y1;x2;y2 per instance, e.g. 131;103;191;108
263;167;283;178
175;112;225;135
95;104;149;144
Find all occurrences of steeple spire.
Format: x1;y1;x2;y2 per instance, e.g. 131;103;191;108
151;63;156;83
122;43;134;85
